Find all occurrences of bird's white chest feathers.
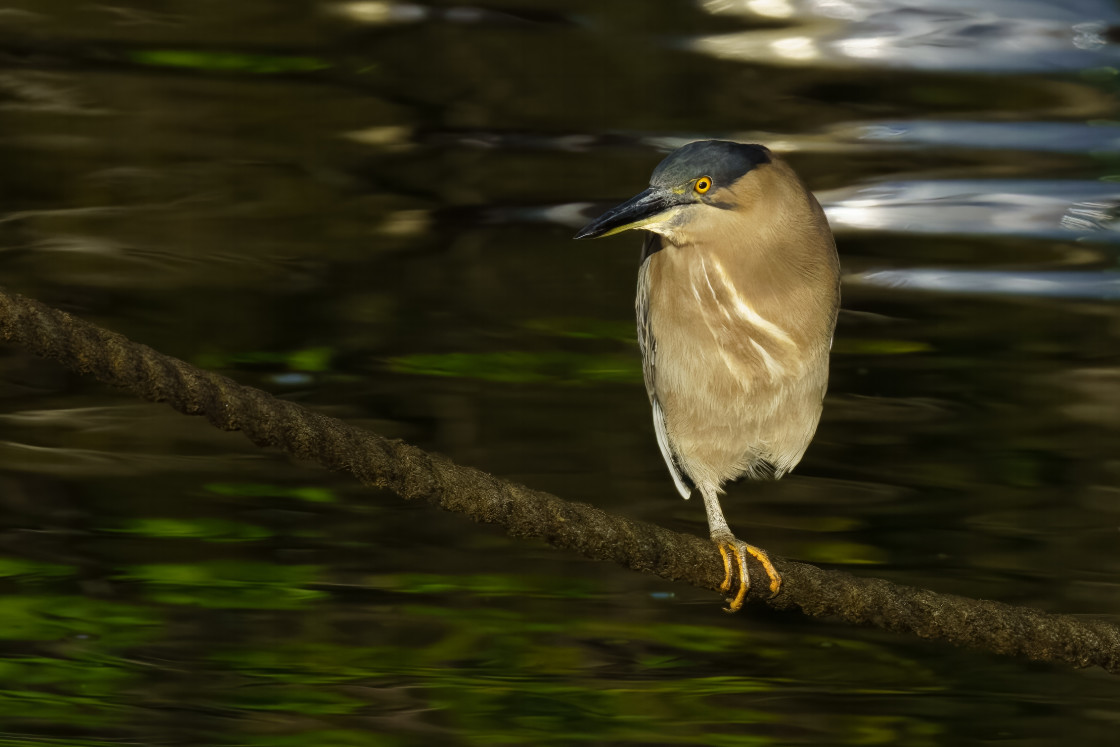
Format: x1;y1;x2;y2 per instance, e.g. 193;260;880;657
640;244;829;483
650;246;805;396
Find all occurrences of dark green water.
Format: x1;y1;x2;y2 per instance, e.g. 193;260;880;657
1;1;1119;744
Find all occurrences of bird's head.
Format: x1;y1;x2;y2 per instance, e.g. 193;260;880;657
574;140;772;242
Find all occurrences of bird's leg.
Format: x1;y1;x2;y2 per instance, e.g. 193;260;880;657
701;486;782;612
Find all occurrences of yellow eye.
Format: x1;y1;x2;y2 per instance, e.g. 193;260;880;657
695;176;712;194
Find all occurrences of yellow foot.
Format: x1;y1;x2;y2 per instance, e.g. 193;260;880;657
714;537;782;612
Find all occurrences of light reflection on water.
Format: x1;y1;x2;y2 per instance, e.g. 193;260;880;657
0;0;1118;744
821;179;1120;238
852;269;1120;298
696;0;1120;71
849;120;1120;153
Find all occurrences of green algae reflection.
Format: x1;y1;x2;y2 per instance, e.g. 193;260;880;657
129;51;331;74
0;655;136;725
118;562;326;609
0;595;159;645
198;602;942;745
0;557;74;580
195;346;334;372
366;572;598;599
386;351;641;385
205;482;336;503
104;517;273;542
522;317;637;342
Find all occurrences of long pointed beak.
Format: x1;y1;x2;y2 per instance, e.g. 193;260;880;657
574;187;683;240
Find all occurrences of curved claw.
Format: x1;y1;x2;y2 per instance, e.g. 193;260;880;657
714;538;782;613
716;543;733;593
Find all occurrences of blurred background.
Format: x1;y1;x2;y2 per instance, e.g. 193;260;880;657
0;0;1119;744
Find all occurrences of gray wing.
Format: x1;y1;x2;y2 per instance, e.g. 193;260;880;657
636;234;694;500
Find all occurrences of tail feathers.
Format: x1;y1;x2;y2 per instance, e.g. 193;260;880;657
652;399;695;499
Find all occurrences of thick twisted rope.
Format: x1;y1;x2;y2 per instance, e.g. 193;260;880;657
0;288;1117;673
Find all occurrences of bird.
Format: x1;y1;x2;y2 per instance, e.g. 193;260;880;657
575;140;840;612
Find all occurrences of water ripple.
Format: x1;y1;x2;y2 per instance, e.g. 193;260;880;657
819;180;1120;240
694;0;1120;72
851;269;1120;298
844;120;1120;154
